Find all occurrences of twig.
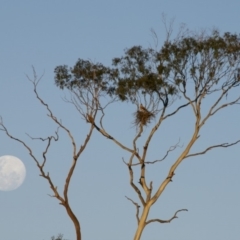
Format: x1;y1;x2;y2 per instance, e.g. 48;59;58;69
125;196;140;223
146;209;188;225
185;140;240;158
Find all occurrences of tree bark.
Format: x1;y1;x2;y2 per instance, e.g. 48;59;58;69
133;203;151;240
65;204;81;240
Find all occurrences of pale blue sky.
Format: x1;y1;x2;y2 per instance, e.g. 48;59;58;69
0;1;240;240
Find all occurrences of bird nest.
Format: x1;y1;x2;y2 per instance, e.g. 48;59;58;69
134;109;155;126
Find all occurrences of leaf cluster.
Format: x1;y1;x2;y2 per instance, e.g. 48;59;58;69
54;59;118;97
54;30;240;106
112;46;177;102
157;30;240;90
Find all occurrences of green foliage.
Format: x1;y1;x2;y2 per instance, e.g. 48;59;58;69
157;30;240;91
54;30;240;106
112;46;177;102
54;59;118;97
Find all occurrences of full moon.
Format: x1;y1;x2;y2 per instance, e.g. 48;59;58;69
0;155;26;191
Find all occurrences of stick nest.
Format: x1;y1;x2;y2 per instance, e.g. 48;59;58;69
134;109;155;126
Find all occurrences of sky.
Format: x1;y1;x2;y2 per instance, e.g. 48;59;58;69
0;1;240;240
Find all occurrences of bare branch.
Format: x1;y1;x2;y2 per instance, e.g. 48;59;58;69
200;84;240;127
89;120;142;160
123;139;181;167
212;97;240;114
185;140;240;158
150;111;201;205
133;124;144;156
146;139;181;164
163;93;202;120
26;126;60;141
26;128;60;168
142;107;166;164
161;13;175;43
0;118;64;203
26;69;77;158
146;209;188;225
139;107;169;198
63;124;95;203
127;156;146;206
125;196;140;223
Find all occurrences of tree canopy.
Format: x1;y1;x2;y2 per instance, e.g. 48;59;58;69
52;30;240;240
1;29;240;240
55;30;240;104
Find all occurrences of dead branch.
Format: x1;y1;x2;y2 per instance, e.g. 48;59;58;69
200;84;240;127
88;119;142;161
125;196;140;223
146;209;188;225
64;124;95;204
127;155;146;206
26;69;78;158
163;93;202;120
146;141;181;164
0;118;64;202
26;128;60;168
185;140;240;158
26;126;59;141
133;124;143;155
25;69;96;205
1;68;100;240
125;139;182;166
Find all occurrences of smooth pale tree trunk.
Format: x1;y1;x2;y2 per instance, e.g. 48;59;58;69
65;204;81;240
133;203;151;240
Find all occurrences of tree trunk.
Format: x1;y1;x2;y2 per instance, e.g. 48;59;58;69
133;204;151;240
65;204;81;240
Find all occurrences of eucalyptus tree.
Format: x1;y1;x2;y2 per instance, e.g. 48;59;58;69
1;29;240;240
54;30;240;240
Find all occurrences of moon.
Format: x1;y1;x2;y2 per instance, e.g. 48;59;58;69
0;155;26;191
